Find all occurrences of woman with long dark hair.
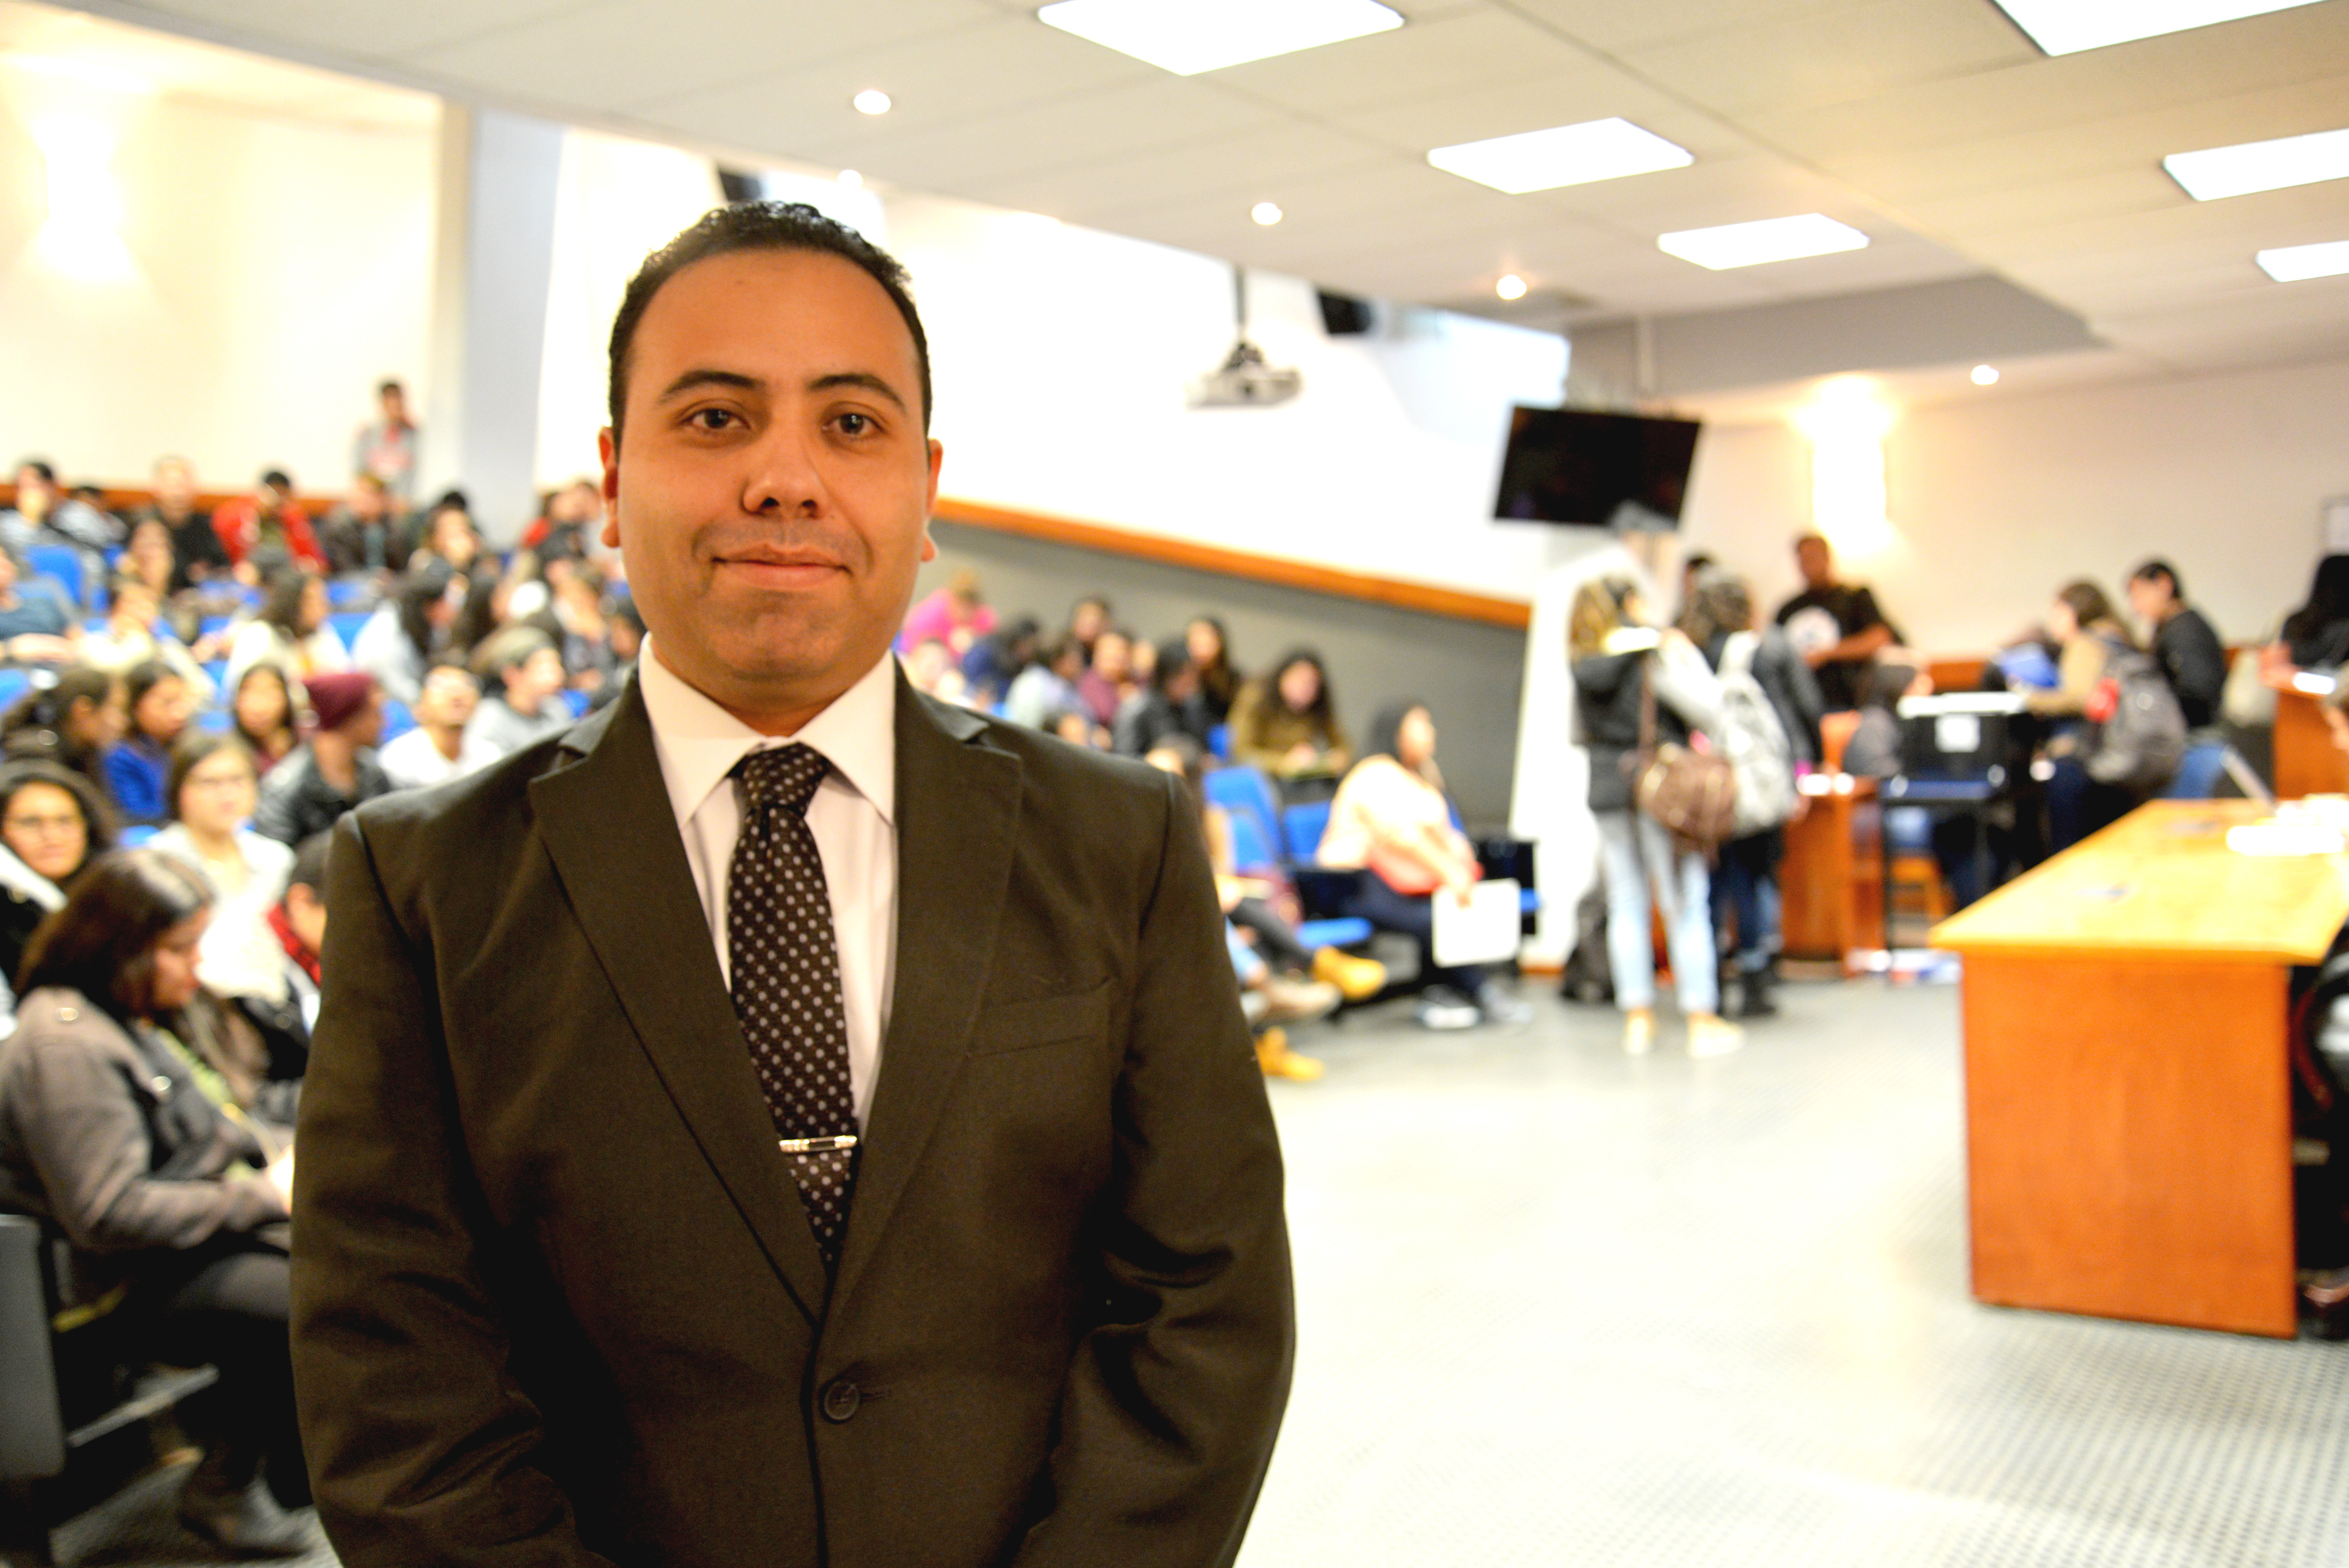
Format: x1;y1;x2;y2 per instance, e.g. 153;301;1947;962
0;850;310;1555
0;665;126;801
2029;578;2142;851
1319;700;1532;1030
0;759;114;1028
1228;647;1349;780
101;658;195;826
349;560;458;706
231;663;298;774
1186;615;1242;726
2261;554;2349;689
223;568;350;697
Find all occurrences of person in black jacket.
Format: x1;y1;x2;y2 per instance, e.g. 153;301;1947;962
1681;570;1824;1016
2126;559;2227;733
1570;574;1743;1058
0;850;309;1555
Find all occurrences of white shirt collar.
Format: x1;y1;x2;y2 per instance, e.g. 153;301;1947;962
637;636;898;829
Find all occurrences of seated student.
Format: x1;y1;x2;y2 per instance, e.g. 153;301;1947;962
1187;616;1242;727
960;615;1040;709
211;468;324;577
2026;579;2142;851
118;515;181;603
1141;738;1354;1081
2125;559;2227;731
0;850;310;1555
1;458;119;553
1229;648;1351;782
81;575;215;701
380;659;499;791
267;832;330;1042
150;734;297;1005
224;568;351;696
1318;701;1532;1030
588;595;644;712
0;544;78;666
1048;706;1106;751
1114;639;1213;756
545;558;617;698
897;566;997;656
349;561;457;707
1774;532;1901;711
2263;554;2349;689
131;456;229;593
1065;593;1112;661
317;474;406;578
231;664;298;776
255;672;390;846
1003;636;1085;729
1075;626;1135;728
1571;575;1741;1058
1;667;126;803
405;497;485;578
102;659;196;826
463;624;574;761
0;760;114;1032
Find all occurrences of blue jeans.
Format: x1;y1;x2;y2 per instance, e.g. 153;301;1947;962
1713;831;1781;974
1595;809;1718;1015
1336;873;1487;997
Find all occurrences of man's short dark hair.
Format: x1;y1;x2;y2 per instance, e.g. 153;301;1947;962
2130;558;2182;598
260;468;293;491
15;459;55;485
378;378;404;397
606;201;931;444
288;830;334;898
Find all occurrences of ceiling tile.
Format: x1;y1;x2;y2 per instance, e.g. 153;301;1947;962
1208;7;1599;115
408;0;1001;112
1501;0;1883;55
97;0;592;60
1620;0;2033;118
969;123;1393;224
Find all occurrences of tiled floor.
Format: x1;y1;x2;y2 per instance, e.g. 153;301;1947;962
1240;978;2349;1567
48;977;2349;1566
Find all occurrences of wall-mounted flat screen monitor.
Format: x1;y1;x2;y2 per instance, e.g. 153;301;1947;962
1492;406;1702;529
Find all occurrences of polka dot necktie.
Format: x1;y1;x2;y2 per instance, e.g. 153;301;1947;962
728;744;858;1275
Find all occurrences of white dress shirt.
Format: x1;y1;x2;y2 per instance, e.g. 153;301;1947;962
637;639;898;1127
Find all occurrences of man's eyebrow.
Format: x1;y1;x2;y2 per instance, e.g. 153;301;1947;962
808;372;908;415
655;369;762;403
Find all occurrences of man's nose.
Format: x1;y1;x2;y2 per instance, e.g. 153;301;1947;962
741;424;826;517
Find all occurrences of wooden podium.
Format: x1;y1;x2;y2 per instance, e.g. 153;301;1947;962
1932;802;2349;1337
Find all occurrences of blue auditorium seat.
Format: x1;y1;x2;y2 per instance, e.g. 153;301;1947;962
23;545;83;609
0;668;31;715
1207;724;1231;760
1224;805;1280;874
379;697;415;741
327;610;371;654
1203;765;1282;860
1282;800;1332;862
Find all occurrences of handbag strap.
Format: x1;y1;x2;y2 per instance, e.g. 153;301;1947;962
1637;653;1659;758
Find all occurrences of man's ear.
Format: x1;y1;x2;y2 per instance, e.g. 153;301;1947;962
598;428;622;550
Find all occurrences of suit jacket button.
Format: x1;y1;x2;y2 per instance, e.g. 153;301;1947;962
820;1379;861;1424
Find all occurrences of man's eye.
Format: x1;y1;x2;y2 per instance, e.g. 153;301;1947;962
688;408;737;431
836;412;873;436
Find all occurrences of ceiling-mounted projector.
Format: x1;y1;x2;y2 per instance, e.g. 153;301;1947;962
1189;338;1301;407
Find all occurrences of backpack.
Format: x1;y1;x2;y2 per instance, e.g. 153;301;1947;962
1713;631;1799;836
2084;640;2187;794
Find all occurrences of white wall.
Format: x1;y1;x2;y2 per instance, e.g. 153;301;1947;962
1677;356;2349;653
887;195;1570;602
0;74;434;493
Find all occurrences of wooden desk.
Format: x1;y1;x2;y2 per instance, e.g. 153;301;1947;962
1931;801;2349;1336
1781;775;1877;970
2275;690;2348;800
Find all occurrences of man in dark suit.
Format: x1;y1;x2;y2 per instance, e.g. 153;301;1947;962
289;202;1294;1567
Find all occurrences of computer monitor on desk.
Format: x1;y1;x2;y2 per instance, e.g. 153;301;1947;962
1895;691;2027;788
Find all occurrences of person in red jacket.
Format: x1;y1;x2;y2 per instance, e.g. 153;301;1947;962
212;470;325;577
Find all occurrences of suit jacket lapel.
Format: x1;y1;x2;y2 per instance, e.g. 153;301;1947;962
528;681;831;1324
831;677;1022;1313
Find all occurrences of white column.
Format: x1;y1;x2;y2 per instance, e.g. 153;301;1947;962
421;104;563;542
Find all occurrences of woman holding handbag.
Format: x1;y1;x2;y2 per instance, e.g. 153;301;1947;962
1569;575;1743;1058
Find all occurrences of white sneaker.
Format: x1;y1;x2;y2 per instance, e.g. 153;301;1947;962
1416;986;1481;1031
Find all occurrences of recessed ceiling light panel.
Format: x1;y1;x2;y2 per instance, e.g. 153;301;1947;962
1495;274;1527;300
1251;201;1283;226
2163;126;2349;201
1991;0;2325;55
2258;240;2349;281
853;88;892;115
1036;0;1403;76
1427;118;1693;195
1658;214;1869;270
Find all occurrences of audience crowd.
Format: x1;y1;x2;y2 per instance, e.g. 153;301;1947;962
0;396;2329;1553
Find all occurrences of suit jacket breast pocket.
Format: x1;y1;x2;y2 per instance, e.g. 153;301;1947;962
967;981;1113;1057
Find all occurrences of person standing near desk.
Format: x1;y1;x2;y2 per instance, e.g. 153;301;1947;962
1775;532;1901;712
290;202;1294;1567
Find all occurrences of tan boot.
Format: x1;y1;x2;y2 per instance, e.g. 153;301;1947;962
1311;947;1387;1001
1255;1027;1324;1081
1688;1013;1746;1058
1622;1007;1657;1056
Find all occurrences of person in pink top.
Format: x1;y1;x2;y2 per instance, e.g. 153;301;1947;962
895;566;996;655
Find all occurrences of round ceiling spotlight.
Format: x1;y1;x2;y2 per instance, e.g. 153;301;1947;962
838;169;863;189
853;89;892;115
1970;364;2000;386
1495;273;1528;301
1251;201;1283;226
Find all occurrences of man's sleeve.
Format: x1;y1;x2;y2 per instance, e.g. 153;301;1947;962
290;815;615;1568
1013;770;1295;1568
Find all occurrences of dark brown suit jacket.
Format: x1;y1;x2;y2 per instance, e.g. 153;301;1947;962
288;672;1293;1567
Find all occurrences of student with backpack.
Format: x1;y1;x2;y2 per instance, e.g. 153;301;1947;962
2028;579;2185;851
1681;570;1825;1018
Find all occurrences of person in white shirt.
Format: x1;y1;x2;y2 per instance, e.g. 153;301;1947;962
379;660;500;791
349;563;459;708
461;624;574;760
148;734;295;1005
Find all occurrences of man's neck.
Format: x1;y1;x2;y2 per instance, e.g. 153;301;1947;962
650;644;847;739
426;723;463;761
2156;600;2185;627
312;734;359;791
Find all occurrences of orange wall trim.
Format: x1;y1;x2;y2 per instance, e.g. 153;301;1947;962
932;496;1534;631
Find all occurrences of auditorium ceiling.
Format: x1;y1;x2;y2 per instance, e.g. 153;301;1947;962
22;0;2349;380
